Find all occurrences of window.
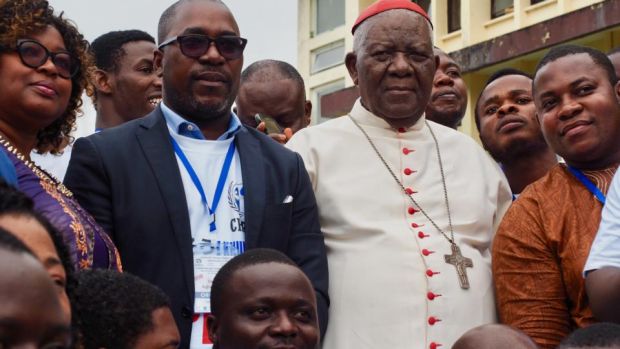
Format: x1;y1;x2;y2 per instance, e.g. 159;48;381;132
313;80;345;123
315;0;345;35
412;0;431;12
448;0;461;33
491;0;514;19
311;40;345;74
530;0;546;4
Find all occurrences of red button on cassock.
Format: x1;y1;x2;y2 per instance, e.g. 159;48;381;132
404;168;413;175
426;269;439;277
398;127;406;133
430;342;442;349
428;316;441;325
418;231;429;238
405;187;416;195
412;223;424;228
402;148;411;155
422;249;434;256
427;292;441;300
408;207;418;215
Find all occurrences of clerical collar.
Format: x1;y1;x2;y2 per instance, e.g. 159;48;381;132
161;101;242;141
351;98;426;132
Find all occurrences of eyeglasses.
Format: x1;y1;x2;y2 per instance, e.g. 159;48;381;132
158;34;247;60
15;39;78;79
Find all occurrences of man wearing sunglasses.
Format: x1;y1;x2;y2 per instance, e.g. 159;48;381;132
64;1;328;348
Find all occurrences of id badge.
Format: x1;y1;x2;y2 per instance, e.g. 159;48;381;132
193;242;234;313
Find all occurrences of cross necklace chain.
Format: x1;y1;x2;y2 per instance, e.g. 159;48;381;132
348;115;473;290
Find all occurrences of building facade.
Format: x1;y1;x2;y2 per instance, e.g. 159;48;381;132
298;0;620;139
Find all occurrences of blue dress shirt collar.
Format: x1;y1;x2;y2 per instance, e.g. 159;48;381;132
161;102;242;140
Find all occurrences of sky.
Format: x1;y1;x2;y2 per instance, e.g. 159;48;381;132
47;0;298;136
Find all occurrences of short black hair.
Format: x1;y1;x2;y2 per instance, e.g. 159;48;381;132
474;68;532;131
240;59;306;95
91;30;155;73
72;270;171;349
0;226;33;256
559;323;620;348
0;180;76;293
157;0;225;44
211;248;297;316
534;45;618;88
608;46;620;56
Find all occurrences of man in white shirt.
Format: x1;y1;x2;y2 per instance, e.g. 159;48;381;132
287;1;511;348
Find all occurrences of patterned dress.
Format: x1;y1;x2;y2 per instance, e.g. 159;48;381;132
1;144;121;271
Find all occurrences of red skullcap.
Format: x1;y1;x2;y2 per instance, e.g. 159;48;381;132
352;0;432;34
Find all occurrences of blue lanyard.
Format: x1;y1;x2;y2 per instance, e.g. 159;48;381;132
567;166;606;205
169;135;236;232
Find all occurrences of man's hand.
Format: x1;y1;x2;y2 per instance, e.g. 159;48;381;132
257;121;293;144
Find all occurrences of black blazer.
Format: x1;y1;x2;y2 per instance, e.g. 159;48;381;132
64;107;329;347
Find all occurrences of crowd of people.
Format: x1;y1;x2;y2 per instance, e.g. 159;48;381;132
1;0;620;348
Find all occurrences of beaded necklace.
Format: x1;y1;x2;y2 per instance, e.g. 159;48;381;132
0;134;73;197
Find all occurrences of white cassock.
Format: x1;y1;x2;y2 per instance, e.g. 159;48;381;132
287;99;512;349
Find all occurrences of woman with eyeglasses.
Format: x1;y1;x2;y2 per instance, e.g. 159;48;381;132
0;0;121;271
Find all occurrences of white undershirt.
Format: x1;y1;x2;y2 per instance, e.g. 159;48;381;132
168;126;245;349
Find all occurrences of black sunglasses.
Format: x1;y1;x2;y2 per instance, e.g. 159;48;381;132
16;39;78;79
158;34;247;60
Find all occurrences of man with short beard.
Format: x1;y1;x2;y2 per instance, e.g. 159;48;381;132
476;68;557;195
493;45;620;348
65;1;328;348
425;48;468;129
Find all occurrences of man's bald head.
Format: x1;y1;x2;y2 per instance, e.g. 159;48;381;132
559;323;620;349
240;60;306;98
236;60;311;132
157;0;228;43
452;324;538;349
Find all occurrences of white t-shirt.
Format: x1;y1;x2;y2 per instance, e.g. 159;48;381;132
584;168;620;275
167;124;245;349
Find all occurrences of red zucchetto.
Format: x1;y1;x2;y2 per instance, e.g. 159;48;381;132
352;0;432;34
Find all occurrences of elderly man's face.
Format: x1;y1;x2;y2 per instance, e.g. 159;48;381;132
346;10;436;127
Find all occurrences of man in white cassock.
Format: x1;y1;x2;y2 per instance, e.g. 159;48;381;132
286;1;512;348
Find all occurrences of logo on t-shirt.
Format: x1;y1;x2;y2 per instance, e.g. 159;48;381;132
228;181;244;219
